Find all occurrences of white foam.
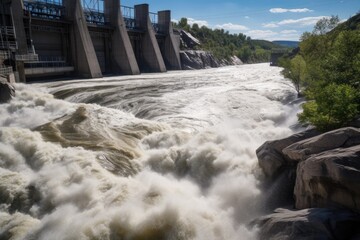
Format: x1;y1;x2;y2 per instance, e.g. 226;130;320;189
0;64;299;239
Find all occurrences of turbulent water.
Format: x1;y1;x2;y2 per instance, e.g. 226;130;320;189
0;63;300;240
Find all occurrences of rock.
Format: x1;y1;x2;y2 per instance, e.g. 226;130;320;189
0;78;15;103
253;208;360;240
256;128;319;178
349;118;360;128
180;30;201;49
294;145;360;211
261;167;297;211
229;55;243;65
180;50;220;70
283;127;360;162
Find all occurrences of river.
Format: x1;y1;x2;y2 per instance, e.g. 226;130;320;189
0;63;300;239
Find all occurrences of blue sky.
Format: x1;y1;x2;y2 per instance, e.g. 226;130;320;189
121;0;359;41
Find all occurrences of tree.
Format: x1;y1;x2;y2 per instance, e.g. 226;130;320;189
281;55;307;96
178;18;190;31
323;30;360;87
313;15;340;35
299;83;359;131
279;13;360;131
192;23;200;32
300;31;312;41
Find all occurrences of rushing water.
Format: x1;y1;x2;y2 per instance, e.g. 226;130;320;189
0;64;300;240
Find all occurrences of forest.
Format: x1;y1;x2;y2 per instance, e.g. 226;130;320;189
173;18;287;63
279;13;360;131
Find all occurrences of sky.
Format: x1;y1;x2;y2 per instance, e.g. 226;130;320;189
121;0;359;41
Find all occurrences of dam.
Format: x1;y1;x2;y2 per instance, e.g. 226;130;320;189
0;0;181;82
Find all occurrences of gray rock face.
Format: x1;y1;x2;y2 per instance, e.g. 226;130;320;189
295;145;360;211
254;208;360;240
283;127;360;162
256;127;360;239
180;30;201;49
256;128;319;178
180;50;220;70
0;78;15;103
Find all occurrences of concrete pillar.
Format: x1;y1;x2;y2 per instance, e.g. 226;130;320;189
158;10;181;70
135;4;166;73
63;0;102;78
11;0;27;82
104;0;140;75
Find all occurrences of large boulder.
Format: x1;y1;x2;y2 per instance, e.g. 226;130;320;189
283;127;360;162
253;208;360;240
294;145;360;211
256;128;319;178
0;78;15;103
256;129;320;210
180;50;220;70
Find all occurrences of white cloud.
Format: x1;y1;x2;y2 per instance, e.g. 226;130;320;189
280;30;298;34
262;23;279;28
277;16;328;26
244;29;301;41
246;30;277;39
215;23;249;31
269;8;313;13
262;16;329;28
245;16;250;19
187;18;209;27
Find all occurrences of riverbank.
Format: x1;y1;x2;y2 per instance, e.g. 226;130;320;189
254;125;360;239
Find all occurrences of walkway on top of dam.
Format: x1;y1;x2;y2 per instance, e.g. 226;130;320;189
22;0;164;34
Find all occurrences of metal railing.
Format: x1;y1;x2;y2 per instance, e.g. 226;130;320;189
23;0;65;20
121;5;134;19
121;5;136;29
15;53;39;61
24;56;69;68
81;0;108;25
0;26;17;50
0;42;17;50
0;66;13;75
149;12;159;32
83;10;109;25
0;51;10;59
0;26;15;36
82;0;104;12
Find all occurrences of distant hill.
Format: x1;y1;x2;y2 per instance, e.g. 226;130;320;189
173;18;292;63
251;40;288;50
272;41;299;48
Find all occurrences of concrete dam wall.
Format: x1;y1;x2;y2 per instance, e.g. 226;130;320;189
0;0;181;82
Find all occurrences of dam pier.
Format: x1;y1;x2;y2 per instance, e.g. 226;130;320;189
0;0;181;82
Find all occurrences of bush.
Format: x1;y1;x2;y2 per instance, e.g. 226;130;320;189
299;83;359;131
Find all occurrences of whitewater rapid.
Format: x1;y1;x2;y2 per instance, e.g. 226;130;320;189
0;64;299;240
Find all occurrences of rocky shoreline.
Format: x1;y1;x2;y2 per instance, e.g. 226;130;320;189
180;50;243;70
254;126;360;239
0;76;15;103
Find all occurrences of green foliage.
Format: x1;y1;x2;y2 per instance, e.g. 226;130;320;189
281;55;307;95
299;84;359;131
280;13;360;131
313;15;340;35
173;18;287;63
323;30;360;86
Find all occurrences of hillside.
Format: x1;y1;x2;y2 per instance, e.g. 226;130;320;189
279;13;360;130
173;18;287;64
333;12;360;32
272;41;299;48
